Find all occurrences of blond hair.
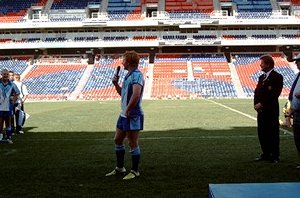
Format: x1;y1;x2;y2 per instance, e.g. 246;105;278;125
123;51;140;68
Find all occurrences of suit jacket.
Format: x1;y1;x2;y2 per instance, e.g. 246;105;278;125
254;70;283;116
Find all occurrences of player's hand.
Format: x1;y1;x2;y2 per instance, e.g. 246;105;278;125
112;75;119;86
125;109;130;118
286;118;292;128
287;108;293;116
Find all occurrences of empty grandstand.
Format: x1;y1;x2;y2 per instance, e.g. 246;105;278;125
0;0;300;100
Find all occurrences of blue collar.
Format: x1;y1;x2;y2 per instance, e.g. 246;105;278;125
125;68;138;80
0;80;12;86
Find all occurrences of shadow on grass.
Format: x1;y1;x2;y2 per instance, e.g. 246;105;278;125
20;125;292;138
1;126;298;198
22;126;38;132
15;126;260;141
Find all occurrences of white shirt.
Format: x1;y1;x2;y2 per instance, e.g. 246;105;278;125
292;73;300;109
263;69;273;80
13;81;28;103
293;73;300;96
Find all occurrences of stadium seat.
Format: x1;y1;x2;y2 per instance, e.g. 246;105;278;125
232;53;293;97
0;0;47;23
81;54;149;100
51;0;96;9
24;63;87;100
107;0;142;21
151;53;236;99
0;56;31;74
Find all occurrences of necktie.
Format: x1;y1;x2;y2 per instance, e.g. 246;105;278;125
289;72;300;101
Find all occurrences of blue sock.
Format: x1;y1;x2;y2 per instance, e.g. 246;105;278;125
115;145;125;168
6;127;12;139
130;147;141;172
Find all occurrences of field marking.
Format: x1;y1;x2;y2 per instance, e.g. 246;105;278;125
22;135;259;142
205;99;257;120
205;99;293;136
140;135;258;140
5;134;294;144
0;149;17;155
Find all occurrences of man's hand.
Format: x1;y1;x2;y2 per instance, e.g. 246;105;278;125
254;103;263;112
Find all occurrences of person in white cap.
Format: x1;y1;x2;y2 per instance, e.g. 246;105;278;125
288;53;300;169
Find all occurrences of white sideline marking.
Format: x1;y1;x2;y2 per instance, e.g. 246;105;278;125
14;133;295;142
140;135;257;140
206;99;293;136
205;99;257;120
25;135;258;142
0;149;17;155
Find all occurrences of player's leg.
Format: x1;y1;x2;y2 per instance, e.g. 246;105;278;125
114;127;127;170
105;116;127;176
123;115;143;180
21;103;26;130
15;106;25;134
127;130;140;172
10;103;15;134
15;108;21;133
0;116;4;141
4;115;13;143
123;130;141;180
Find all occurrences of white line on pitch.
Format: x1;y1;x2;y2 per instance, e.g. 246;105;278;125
205;99;293;136
24;135;258;142
140;135;257;140
0;149;18;155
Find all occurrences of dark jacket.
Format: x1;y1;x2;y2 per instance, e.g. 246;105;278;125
254;70;283;116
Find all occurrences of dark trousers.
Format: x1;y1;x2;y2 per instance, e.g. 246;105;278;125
293;124;300;154
15;103;25;132
293;112;300;158
11;109;15;132
257;112;280;160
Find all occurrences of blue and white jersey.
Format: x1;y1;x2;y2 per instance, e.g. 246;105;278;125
0;80;20;111
120;68;144;117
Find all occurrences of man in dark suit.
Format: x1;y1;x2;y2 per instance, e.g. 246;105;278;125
254;55;283;164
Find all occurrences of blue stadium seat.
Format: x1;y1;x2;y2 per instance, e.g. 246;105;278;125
51;0;99;9
0;58;29;74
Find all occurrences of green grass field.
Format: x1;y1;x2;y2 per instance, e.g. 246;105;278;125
1;99;299;198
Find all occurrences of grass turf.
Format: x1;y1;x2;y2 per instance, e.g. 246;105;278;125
0;99;299;198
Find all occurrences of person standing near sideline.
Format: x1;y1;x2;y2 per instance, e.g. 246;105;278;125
254;55;283;164
287;54;300;169
13;73;29;134
8;70;16;134
105;51;144;180
0;69;20;143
